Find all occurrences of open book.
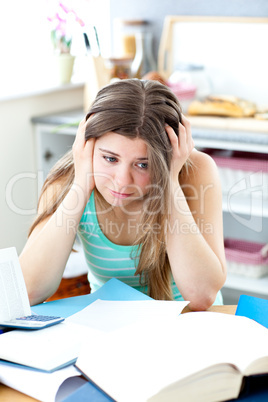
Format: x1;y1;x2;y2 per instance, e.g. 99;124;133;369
76;311;268;402
0;247;32;321
0;247;63;329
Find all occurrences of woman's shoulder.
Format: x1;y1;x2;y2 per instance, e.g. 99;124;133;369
189;148;216;168
181;149;220;187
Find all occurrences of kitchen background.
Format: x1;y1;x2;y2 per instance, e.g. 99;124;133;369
1;0;268;303
110;0;267;56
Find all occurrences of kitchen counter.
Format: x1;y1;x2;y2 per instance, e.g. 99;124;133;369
188;115;268;153
32;110;268;153
31;108;84;126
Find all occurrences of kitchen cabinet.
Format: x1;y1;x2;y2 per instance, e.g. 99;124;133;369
32;109;84;180
189;116;268;227
189;116;268;304
32;110;268;303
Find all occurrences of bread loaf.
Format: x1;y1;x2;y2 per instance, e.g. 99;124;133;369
188;95;256;117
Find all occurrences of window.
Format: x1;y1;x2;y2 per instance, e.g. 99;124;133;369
0;0;111;99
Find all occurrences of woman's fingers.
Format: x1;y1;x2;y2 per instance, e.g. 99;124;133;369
84;136;96;156
73;118;87;148
165;116;195;184
73;117;96;196
180;114;195;151
165;122;191;159
73;117;95;159
165;124;179;151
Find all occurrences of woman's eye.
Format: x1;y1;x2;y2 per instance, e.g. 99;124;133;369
104;156;117;163
137;162;148;169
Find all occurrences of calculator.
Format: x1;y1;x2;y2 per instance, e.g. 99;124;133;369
0;314;65;330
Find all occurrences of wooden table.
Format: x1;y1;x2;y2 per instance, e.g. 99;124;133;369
0;305;237;401
182;304;237;315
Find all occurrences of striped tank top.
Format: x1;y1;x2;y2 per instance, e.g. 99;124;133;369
78;192;223;304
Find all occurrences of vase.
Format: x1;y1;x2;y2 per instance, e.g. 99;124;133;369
55;54;75;84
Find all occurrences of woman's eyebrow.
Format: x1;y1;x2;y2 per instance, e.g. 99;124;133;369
98;148;148;160
98;148;120;157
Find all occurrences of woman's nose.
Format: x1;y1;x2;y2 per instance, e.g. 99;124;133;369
114;165;133;188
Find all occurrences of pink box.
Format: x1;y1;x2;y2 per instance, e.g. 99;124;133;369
204;150;268;197
224;239;268;278
212;154;268;173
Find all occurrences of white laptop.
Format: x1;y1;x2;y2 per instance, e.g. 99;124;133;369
0;247;64;329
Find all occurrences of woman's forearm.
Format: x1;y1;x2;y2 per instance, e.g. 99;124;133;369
20;184;89;305
166;185;226;311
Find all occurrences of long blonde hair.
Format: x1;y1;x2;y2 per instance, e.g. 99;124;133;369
30;79;186;300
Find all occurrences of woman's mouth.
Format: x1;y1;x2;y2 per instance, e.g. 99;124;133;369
109;189;134;199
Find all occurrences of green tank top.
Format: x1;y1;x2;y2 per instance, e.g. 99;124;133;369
78;192;223;304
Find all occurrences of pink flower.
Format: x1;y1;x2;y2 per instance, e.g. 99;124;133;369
47;1;85;53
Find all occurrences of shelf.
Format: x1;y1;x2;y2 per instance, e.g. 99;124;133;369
189;116;268;154
32;109;84;130
222;194;268;218
32;111;268;153
188;115;268;134
224;273;268;297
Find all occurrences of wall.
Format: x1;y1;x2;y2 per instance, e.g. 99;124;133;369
110;0;268;57
109;1;268;305
0;86;84;253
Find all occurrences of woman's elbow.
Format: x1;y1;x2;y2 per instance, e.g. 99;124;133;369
187;279;226;311
27;281;59;306
190;265;227;311
188;292;217;311
28;288;46;306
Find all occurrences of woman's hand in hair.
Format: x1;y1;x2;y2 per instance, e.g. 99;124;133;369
72;117;95;198
166;115;194;187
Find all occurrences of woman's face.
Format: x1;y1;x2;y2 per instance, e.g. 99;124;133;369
93;132;151;209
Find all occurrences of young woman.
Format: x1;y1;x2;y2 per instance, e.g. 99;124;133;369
20;79;226;310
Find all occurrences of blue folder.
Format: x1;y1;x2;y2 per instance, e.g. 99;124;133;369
235;294;268;329
32;278;150;318
62;381;114;402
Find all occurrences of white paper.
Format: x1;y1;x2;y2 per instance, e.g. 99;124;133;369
0;247;31;320
67;299;189;332
0;321;99;371
0;361;84;402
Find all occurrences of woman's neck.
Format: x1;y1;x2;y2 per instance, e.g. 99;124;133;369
94;191;144;246
94;190;144;221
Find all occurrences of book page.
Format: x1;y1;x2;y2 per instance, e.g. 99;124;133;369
67;299;189;332
0;247;31;320
0;361;82;402
76;312;268;402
